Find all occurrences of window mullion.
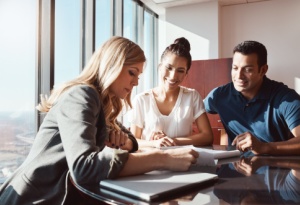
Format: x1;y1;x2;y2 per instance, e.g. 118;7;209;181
80;0;95;70
35;0;55;129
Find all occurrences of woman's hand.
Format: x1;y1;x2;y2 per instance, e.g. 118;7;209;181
153;136;177;148
163;148;199;171
118;147;199;177
150;130;166;140
149;131;177;148
105;130;133;151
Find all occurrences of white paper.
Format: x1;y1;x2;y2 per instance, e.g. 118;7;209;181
161;145;240;166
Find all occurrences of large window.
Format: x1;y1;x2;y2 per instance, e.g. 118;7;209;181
55;0;81;87
143;9;158;91
123;0;137;41
120;1;159;127
0;0;36;183
95;0;111;48
0;0;158;183
123;1;158;94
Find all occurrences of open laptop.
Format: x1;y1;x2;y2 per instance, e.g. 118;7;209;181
99;170;218;202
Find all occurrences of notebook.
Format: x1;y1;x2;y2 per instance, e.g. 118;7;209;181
99;170;218;202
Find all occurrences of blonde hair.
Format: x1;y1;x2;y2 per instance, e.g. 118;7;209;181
37;36;146;130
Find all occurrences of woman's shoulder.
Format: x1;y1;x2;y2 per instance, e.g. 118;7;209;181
180;86;204;103
134;89;153;99
61;84;100;102
69;84;97;92
132;89;155;107
180;86;200;95
51;84;101;116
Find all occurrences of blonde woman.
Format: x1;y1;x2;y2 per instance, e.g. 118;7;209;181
0;36;198;205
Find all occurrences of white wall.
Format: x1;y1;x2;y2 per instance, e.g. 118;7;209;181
158;0;220;60
159;0;300;91
221;0;300;91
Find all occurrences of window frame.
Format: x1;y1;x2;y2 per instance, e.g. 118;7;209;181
36;0;158;128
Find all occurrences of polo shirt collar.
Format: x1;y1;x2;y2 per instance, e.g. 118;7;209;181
254;76;271;100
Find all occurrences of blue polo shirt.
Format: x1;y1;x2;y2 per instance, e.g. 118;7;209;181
204;77;300;144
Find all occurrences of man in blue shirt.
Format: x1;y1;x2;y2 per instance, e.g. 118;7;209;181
204;40;300;155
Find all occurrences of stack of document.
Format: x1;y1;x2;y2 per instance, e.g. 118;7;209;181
161;145;241;166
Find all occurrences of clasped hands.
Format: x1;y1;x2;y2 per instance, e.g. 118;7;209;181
150;130;177;148
105;129;133;151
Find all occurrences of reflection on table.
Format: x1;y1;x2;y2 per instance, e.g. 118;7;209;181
214;153;300;205
76;146;300;205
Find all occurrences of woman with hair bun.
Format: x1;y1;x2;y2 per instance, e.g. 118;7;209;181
130;37;213;148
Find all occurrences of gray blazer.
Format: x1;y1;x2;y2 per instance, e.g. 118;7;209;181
0;85;137;205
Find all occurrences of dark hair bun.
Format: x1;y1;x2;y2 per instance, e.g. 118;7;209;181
173;37;190;52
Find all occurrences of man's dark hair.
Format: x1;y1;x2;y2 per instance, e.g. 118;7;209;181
233;40;267;67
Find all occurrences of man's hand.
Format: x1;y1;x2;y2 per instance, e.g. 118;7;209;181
232;132;264;154
233;156;260;176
